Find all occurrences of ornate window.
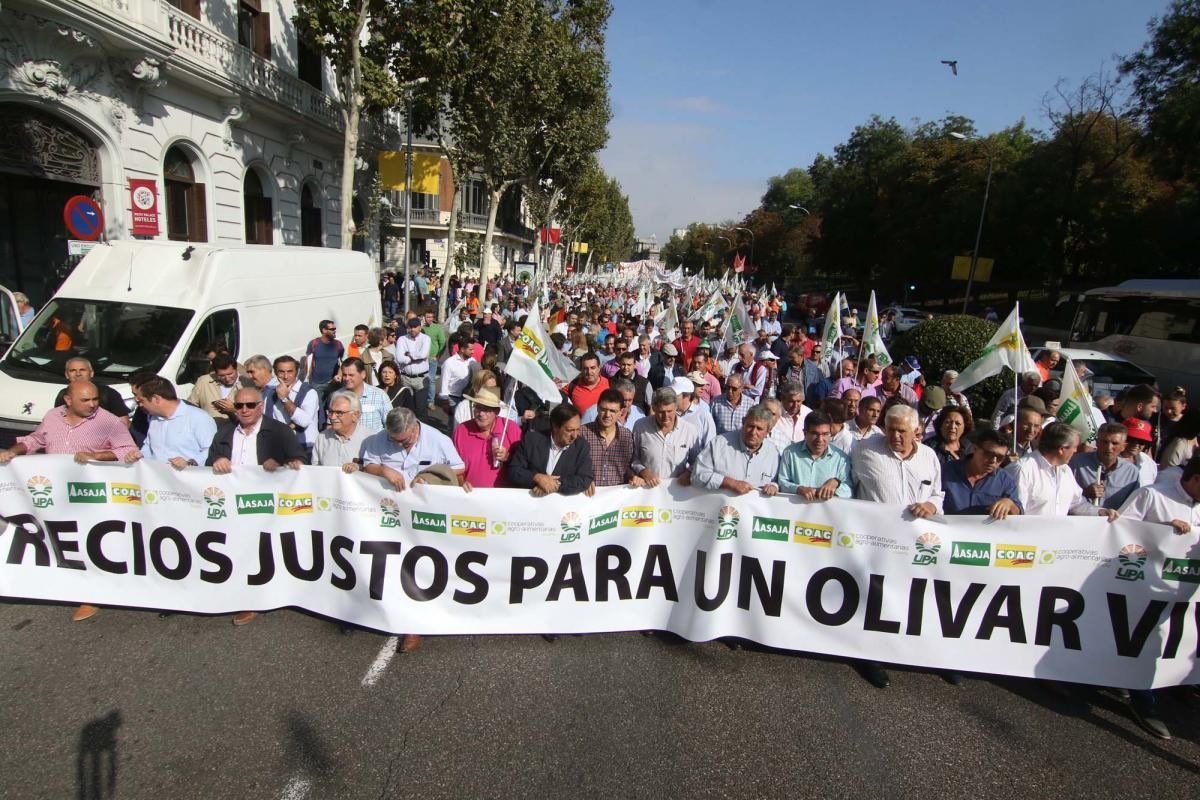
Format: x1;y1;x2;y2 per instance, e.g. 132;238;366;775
0;105;100;186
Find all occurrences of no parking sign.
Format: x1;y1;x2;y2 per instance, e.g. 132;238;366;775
63;195;104;241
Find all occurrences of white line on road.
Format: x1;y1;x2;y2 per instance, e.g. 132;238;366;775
361;636;399;688
279;775;311;800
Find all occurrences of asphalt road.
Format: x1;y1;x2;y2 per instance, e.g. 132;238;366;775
2;599;1198;800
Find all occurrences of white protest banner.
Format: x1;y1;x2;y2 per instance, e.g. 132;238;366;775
1;458;1198;689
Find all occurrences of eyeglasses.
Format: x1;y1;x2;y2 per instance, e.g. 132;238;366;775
979;450;1007;461
233;402;260;410
327;409;352;417
324;327;336;333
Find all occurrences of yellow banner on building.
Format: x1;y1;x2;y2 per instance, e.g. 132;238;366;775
378;151;441;194
952;255;994;282
571;242;589;254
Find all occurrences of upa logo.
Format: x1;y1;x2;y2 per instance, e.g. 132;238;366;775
588;510;619;535
379;498;401;528
912;532;942;566
995;544;1037;568
411;510;447;533
68;482;107;503
620;505;655;528
450;515;487;537
716;506;740;540
1115;543;1147;582
950;541;991;567
1163;557;1200;584
236;493;275;515
25;475;53;508
792;521;834;547
110;482;142;505
204;487;227;519
559;512;582;543
277;493;314;515
751;516;789;542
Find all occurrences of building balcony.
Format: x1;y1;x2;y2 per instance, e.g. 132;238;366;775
459;212;490;230
383;207;444;227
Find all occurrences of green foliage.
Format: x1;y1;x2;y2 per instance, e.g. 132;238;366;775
892;315;1009;418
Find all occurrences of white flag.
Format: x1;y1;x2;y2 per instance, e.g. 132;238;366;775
861;291;893;368
950;304;1039;392
821;291;843;363
507;299;578;403
723;293;755;349
1056;358;1103;443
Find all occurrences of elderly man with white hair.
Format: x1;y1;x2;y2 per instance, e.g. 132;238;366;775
940;370;971;414
312;389;369;471
991;370;1041;429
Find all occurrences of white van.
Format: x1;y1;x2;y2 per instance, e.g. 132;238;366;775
0;241;381;438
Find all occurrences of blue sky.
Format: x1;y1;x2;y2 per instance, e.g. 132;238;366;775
599;0;1171;245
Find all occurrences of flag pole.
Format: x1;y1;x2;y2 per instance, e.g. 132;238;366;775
1013;302;1020;453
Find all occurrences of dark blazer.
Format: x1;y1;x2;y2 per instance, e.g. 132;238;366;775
206;417;309;466
508;429;593;495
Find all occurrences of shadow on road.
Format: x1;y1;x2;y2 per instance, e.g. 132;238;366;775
284;709;335;778
76;709;121;800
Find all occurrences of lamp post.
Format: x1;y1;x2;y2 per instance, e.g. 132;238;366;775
950;132;994;314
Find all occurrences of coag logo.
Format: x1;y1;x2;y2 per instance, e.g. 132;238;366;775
1163;557;1200;584
950;541;991;567
277;493;313;515
792;521;833;547
912;532;941;565
236;493;275;515
751;516;789;542
995;544;1037;568
411;510;447;533
25;475;52;508
380;498;401;528
68;482;107;504
412;513;451;532
620;506;655;527
588;510;619;535
560;512;582;543
716;506;740;540
1115;544;1147;582
204;487;227;519
110;482;142;505
450;515;487;537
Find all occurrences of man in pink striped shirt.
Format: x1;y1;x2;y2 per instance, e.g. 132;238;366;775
0;381;138;621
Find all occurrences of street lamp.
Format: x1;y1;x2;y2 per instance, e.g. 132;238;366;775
950;131;995;314
788;204;811;215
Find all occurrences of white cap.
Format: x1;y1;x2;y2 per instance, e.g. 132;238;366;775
671;376;695;395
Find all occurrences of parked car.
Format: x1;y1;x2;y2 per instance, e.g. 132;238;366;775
881;306;930;333
1031;346;1157;398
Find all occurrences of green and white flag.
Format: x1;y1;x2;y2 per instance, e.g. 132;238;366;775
723;292;755;349
950;304;1038;392
506;299;578;403
821;291;843;361
861;290;893;367
691;287;728;322
1056;358;1102;443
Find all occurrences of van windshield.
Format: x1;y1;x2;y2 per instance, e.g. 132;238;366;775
1;298;195;382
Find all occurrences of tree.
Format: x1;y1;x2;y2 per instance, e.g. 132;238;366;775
760;168;815;214
293;0;402;248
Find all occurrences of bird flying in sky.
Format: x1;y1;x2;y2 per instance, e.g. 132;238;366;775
941;59;958;76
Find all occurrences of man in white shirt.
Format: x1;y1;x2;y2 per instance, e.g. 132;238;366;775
774;382;811;445
393;317;432;412
631;386;701;486
673;375;716;448
1006;422;1119;520
438;333;479;419
266;355;320;456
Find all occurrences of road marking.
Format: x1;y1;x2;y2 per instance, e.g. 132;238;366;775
361;636;399;688
280;776;311;800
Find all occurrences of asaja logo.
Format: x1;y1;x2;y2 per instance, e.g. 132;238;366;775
588;510;619;535
204;487;226;519
559;512;582;543
792;521;834;547
25;475;52;508
1115;543;1147;582
277;493;314;515
950;541;991;567
912;532;942;566
657;508;672;524
110;482;142;505
995;544;1037;569
1163;557;1200;584
450;515;487;537
716;506;740;540
380;498;401;528
68;482;107;503
620;505;655;527
411;510;447;533
751;516;789;542
236;493;275;515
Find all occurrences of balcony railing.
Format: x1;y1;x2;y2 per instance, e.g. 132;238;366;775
384;207;443;226
459;212;489;229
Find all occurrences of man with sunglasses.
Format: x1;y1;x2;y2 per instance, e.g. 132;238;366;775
829;356;881;399
942;429;1022;517
305;319;344;388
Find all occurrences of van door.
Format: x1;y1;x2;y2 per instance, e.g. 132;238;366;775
176;308;240;387
0;285;21;353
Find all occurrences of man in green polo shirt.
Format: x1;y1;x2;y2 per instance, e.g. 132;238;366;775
423;308;448;410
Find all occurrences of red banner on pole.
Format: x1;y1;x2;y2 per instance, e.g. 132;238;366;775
539;227;561;245
128;179;160;236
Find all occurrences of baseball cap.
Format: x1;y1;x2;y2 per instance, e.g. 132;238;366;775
686;370;708;387
661;343;679;357
1123;418;1153;443
758;351;779;361
922;386;947;411
903;355;921;371
670;376;695;395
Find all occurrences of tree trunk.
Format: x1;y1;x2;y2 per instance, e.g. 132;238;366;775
437;179;461;325
478;183;506;299
338;1;370;249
